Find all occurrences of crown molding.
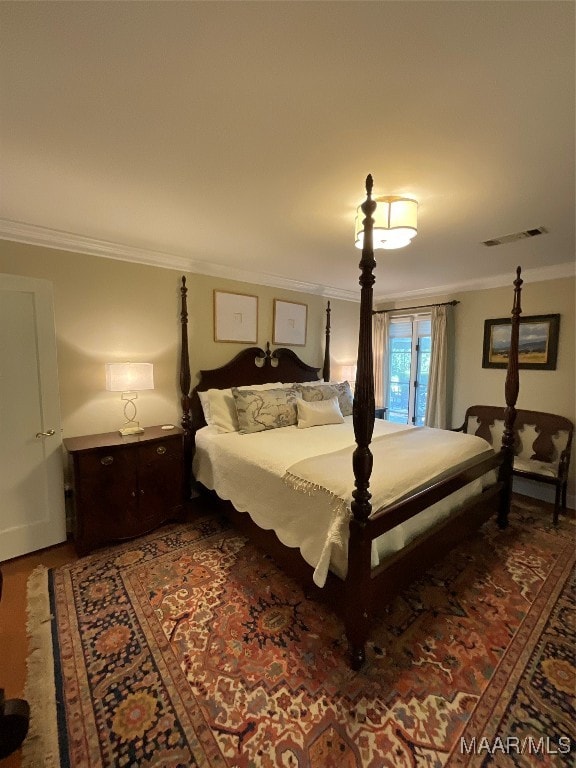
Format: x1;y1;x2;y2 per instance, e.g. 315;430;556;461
1;219;572;305
0;219;359;302
374;262;576;302
0;219;193;272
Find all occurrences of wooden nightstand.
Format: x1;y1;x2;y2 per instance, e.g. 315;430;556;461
64;426;184;556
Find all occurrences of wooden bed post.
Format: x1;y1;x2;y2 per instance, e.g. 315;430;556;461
498;266;523;528
323;301;331;382
180;276;193;501
346;175;377;670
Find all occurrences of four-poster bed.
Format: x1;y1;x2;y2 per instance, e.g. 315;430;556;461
178;175;522;669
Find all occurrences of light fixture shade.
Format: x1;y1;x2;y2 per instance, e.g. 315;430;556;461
340;364;357;383
355;196;418;250
105;362;154;392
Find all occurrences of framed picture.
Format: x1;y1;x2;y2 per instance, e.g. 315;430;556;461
482;314;560;370
213;290;258;343
273;299;307;346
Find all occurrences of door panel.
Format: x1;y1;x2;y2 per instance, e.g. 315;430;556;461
0;274;66;561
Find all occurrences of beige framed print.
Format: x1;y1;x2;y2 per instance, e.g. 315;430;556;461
273;299;307;346
213;290;258;343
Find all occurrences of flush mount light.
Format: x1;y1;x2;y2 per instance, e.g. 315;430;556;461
355;195;418;250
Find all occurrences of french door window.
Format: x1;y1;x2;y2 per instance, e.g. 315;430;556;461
386;315;431;425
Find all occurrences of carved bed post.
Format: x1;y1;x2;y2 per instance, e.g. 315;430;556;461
498;266;522;528
180;276;193;501
346;174;377;670
323;301;331;382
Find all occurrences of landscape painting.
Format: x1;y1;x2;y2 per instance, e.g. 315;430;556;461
482;314;560;370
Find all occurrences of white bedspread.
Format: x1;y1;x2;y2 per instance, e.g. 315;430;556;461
193;417;495;587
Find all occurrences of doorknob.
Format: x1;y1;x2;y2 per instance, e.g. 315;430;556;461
35;429;56;438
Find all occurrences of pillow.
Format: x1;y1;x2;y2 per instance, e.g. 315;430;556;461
198;391;212;423
281;379;325;388
297;396;344;429
232;386;299;434
299;381;353;417
202;382;285;433
204;388;237;432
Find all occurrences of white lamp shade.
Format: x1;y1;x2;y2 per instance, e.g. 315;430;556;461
355;196;418;250
340;364;357;382
105;362;154;392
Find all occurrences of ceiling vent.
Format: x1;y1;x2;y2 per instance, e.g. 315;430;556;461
482;227;548;247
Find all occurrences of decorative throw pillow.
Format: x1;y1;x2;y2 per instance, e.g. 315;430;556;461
299;381;353;417
232;386;299;434
297;396;344;429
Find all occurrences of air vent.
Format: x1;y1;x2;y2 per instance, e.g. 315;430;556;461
482;226;548;247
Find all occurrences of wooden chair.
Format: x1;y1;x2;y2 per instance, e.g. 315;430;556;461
454;405;573;525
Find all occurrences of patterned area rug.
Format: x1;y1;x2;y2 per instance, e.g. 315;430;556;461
24;498;575;767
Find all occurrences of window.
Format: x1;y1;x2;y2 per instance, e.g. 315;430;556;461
386;315;431;425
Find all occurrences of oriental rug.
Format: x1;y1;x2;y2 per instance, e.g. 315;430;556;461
24;498;575;768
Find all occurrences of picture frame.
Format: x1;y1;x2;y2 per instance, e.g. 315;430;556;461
213;290;258;343
273;299;307;346
482;314;560;370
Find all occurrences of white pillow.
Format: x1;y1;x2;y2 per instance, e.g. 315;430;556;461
297;396;344;429
205;388;237;432
198;391;212;423
299;381;353;417
281;379;324;388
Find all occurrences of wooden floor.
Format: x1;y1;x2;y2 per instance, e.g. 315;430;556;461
0;539;78;767
0;495;567;767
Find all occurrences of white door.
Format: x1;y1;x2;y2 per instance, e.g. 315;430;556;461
0;273;66;561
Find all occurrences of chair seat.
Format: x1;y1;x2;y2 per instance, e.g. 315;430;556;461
513;456;559;479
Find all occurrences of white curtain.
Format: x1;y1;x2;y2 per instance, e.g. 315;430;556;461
425;305;448;428
372;312;389;410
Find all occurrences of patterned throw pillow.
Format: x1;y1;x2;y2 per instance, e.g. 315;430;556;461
232;386;299;434
299;381;353;417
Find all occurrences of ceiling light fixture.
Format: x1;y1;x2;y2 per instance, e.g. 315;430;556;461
355;195;418;250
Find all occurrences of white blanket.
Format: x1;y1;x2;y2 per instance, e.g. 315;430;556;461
193;418;495;587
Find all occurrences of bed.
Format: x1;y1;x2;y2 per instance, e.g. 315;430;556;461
179;175;523;670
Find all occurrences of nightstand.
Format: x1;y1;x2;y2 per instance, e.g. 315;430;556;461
374;408;387;419
64;426;184;556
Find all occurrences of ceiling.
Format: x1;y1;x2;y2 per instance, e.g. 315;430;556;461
1;1;574;301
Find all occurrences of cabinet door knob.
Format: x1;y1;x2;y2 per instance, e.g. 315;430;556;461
100;455;114;466
156;445;167;455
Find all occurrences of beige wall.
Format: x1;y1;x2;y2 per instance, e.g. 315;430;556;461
0;241;358;439
2;240;572;505
452;276;575;507
451;277;574;427
378;276;575;506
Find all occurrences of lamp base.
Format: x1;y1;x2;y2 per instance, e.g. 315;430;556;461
118;425;145;436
